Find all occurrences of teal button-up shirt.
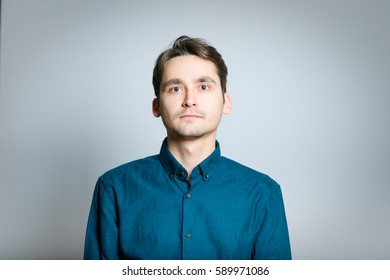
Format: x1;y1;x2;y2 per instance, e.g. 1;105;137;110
84;139;291;259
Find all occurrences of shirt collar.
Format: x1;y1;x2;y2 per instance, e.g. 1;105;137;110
159;138;221;181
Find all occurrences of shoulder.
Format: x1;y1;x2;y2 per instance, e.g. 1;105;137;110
91;155;160;201
98;154;159;183
220;156;281;192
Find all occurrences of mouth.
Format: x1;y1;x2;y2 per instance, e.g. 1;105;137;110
180;114;202;118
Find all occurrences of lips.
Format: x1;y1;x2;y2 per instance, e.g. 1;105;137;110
180;114;202;118
178;110;203;118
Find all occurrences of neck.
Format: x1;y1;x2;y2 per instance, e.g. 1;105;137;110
166;134;216;178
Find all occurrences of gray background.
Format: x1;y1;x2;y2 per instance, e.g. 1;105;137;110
1;0;389;259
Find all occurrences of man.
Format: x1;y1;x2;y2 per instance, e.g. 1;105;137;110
84;35;291;260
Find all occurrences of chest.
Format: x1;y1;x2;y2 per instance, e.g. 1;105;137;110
116;178;261;259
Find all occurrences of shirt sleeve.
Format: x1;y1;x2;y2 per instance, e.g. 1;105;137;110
83;179;119;260
252;186;292;260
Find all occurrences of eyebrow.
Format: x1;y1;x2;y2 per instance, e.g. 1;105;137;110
162;78;183;89
162;76;217;89
197;76;217;85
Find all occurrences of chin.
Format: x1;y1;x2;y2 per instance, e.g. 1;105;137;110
175;128;207;138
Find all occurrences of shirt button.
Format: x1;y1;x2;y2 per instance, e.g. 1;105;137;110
185;232;191;238
180;171;185;176
186;193;191;199
169;174;174;179
205;174;209;179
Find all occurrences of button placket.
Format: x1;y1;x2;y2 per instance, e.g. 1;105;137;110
182;189;195;259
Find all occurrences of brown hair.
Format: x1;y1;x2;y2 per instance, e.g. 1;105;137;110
152;35;228;99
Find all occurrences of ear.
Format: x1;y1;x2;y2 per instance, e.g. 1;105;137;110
222;93;232;115
152;98;161;117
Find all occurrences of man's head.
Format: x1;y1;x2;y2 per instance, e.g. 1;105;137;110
152;36;232;140
152;35;228;99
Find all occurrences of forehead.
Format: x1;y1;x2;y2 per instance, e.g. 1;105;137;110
162;55;219;81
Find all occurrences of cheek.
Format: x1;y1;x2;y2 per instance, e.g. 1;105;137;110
205;98;224;113
159;102;178;121
159;99;174;113
206;106;224;123
162;96;182;108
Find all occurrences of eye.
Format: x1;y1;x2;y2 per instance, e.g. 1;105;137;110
200;84;210;91
168;86;182;93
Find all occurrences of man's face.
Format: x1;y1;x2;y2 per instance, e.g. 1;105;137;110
153;55;231;140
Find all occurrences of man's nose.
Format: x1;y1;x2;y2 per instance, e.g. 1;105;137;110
182;89;197;108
